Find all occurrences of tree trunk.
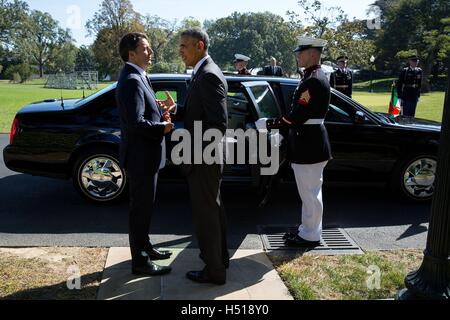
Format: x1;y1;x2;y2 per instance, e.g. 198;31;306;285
421;49;437;93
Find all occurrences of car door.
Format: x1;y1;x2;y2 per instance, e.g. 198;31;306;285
324;93;400;182
240;81;288;205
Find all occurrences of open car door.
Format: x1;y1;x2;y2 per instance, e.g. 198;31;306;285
240;81;287;207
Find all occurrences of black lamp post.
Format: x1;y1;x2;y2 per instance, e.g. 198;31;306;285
369;55;375;93
397;69;450;300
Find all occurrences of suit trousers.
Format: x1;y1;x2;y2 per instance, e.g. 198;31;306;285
126;167;158;266
401;99;419;117
291;161;328;242
187;164;229;280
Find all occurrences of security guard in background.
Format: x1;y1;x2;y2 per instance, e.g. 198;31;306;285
234;54;251;75
330;55;353;98
397;54;422;117
267;36;332;247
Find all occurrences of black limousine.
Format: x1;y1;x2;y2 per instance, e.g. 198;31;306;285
3;74;441;203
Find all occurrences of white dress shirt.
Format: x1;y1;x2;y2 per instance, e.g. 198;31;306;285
193;55;210;76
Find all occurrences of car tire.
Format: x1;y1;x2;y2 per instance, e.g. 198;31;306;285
73;147;127;204
391;154;437;202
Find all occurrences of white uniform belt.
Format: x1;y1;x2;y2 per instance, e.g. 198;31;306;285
304;119;325;125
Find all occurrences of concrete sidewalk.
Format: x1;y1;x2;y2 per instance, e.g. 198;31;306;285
97;247;293;300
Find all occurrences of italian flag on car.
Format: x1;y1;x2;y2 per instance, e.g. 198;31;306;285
388;82;401;117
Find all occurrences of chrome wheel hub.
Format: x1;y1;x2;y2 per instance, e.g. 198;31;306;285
80;156;124;199
403;158;436;199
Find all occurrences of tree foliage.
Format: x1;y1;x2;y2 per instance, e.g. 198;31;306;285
205;12;298;74
373;0;449;91
87;0;145;79
0;0;28;47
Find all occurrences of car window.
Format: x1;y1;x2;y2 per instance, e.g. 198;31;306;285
326;93;357;123
248;85;281;118
155;90;178;103
88;90;119;123
227;89;251;130
151;81;186;106
77;84;116;105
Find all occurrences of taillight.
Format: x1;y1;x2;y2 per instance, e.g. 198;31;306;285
10;117;19;145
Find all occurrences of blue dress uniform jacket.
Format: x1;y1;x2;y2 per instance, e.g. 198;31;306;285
278;65;332;165
397;66;422;102
330;68;353;98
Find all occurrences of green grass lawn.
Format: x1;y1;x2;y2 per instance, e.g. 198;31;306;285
353;91;445;123
270;249;423;300
0;79;112;133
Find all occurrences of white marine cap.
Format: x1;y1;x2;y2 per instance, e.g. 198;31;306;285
293;36;328;53
234;53;251;62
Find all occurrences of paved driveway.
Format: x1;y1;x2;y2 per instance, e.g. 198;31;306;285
0;134;430;251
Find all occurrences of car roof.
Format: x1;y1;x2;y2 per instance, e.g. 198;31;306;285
148;73;300;85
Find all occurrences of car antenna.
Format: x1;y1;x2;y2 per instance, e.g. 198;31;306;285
60;87;65;110
82;87;85;99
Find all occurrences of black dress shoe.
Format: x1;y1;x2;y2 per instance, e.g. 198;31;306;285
282;231;298;240
132;261;171;276
285;234;321;247
146;248;172;261
186;270;226;285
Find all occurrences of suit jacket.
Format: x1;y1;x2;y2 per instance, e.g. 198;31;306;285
263;65;283;77
182;57;228;168
115;63;165;173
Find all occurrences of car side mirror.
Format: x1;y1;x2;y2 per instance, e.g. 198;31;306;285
354;111;365;124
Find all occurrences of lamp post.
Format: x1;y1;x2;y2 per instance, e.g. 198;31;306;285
369;55;375;93
397;69;450;300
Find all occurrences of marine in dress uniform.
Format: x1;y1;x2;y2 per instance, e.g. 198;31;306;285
267;36;332;247
330;55;353;98
234;53;251;75
397;54;422;117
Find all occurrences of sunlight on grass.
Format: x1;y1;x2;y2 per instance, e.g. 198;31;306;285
270;250;423;300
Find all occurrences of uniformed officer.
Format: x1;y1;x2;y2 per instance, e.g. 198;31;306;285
397;54;422;117
267;36;332;247
234;54;251;75
330;55;353;98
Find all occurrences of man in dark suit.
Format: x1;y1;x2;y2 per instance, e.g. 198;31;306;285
178;28;230;285
263;57;283;77
116;32;174;276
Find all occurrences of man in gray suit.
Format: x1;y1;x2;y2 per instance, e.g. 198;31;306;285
179;28;230;285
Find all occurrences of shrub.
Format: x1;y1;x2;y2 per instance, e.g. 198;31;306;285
3;63;32;83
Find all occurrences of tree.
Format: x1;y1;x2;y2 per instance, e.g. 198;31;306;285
287;0;346;38
0;0;28;48
205;12;298;74
17;10;74;77
47;42;79;74
287;0;375;67
373;0;450;91
75;45;98;71
143;15;177;64
87;0;144;79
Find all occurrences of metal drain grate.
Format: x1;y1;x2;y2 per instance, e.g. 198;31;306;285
258;225;363;255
